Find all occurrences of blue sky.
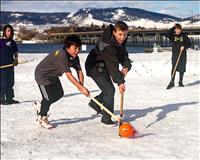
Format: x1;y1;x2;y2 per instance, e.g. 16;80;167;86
1;1;199;18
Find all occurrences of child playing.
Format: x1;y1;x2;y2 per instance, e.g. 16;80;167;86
0;24;19;105
85;21;132;126
166;23;192;89
35;35;90;129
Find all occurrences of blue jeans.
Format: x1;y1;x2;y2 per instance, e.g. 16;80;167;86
91;72;115;121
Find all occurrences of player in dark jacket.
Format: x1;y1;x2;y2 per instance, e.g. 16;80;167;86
34;35;90;129
166;24;192;89
85;21;132;125
0;24;19;105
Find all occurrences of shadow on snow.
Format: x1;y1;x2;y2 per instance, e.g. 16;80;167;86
115;101;198;128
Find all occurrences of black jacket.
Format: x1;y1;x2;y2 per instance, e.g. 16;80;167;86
85;24;132;85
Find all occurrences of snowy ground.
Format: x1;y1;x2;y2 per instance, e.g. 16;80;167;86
1;50;200;160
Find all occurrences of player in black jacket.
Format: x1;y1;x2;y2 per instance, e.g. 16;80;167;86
166;24;192;89
85;21;132;125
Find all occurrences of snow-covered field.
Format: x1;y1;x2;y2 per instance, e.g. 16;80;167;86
1;50;200;160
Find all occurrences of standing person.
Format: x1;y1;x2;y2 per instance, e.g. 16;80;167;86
35;35;90;129
0;24;19;105
85;21;132;126
166;23;192;89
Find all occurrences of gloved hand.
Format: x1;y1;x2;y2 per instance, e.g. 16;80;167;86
13;59;18;66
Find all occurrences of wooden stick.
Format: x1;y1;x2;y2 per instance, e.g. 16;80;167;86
120;92;124;126
171;50;182;81
0;60;30;69
90;96;120;122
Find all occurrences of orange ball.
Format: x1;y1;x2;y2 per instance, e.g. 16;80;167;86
119;122;136;138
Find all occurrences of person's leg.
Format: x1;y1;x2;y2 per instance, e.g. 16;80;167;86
179;54;186;87
6;67;19;104
0;69;7;104
38;79;64;116
36;79;64;129
88;92;103;114
5;67;14;100
179;72;184;87
92;73;115;123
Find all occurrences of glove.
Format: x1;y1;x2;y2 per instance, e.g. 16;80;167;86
13;59;18;66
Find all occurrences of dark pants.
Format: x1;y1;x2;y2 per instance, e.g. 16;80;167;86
38;79;64;116
91;72;115;121
0;67;15;101
172;52;187;73
171;64;184;82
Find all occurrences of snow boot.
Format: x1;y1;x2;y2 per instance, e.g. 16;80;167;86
179;81;184;87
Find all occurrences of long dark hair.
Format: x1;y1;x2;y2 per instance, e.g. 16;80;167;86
3;24;14;39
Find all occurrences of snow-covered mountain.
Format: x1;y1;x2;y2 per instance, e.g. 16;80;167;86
66;7;181;25
1;7;199;29
1;11;70;26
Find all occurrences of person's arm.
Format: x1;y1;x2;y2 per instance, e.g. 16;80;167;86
121;67;129;77
74;57;84;85
13;41;19;66
65;72;89;97
14;52;18;59
76;70;84;85
180;34;192;54
13;52;19;66
182;34;192;49
166;26;175;41
101;46;126;93
54;53;89;96
120;45;132;77
102;46;125;85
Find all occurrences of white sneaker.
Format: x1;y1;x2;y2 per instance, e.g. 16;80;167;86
36;115;54;129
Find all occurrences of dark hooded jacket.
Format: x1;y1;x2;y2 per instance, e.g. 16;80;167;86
85;24;132;85
166;27;192;72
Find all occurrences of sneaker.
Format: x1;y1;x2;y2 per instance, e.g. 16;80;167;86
36;115;54;129
166;81;174;89
6;99;19;104
88;101;103;115
101;119;117;127
179;82;184;87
